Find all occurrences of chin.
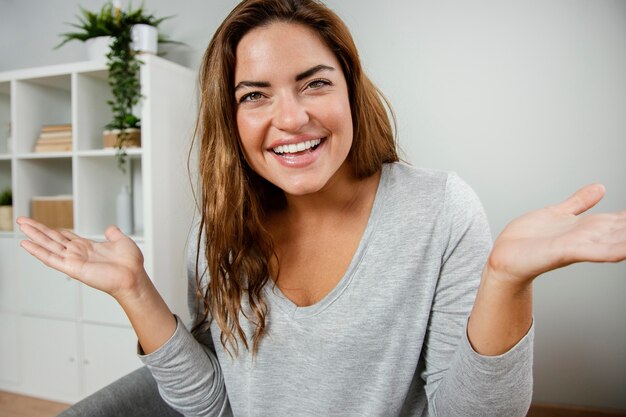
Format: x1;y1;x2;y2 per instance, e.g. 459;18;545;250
276;178;327;197
281;184;324;197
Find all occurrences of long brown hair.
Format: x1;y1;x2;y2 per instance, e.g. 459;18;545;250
193;0;399;355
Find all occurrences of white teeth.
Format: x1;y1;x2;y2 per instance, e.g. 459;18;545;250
273;138;321;154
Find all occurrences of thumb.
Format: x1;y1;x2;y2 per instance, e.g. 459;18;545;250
555;183;605;215
104;225;127;242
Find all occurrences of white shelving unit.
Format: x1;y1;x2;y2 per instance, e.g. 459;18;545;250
0;55;197;403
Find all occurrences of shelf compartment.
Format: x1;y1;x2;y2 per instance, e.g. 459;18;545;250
0;81;10;155
74;71;113;151
0;159;11;193
14;75;72;154
14;158;73;223
0;160;12;232
75;154;143;237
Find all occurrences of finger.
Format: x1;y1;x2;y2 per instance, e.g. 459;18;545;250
19;223;67;254
104;225;126;242
555;184;606;216
60;229;80;240
17;217;70;244
573;241;626;264
20;239;69;274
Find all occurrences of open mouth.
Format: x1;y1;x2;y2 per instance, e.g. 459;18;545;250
272;138;325;156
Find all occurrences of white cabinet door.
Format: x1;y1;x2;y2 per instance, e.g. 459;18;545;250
21;316;80;401
0;237;18;312
81;286;128;326
0;312;19;383
81;323;142;397
18;247;77;318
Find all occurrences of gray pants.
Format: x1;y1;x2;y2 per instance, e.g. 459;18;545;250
58;367;182;417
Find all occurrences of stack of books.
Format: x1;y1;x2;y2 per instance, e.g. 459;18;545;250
34;124;73;153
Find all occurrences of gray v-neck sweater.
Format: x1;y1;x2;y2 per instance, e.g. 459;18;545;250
140;162;534;417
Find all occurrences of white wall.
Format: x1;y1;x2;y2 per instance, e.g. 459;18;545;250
2;0;624;410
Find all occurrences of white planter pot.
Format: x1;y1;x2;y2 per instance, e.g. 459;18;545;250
85;36;114;61
131;24;158;54
0;206;12;231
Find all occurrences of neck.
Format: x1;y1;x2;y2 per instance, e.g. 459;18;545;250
280;163;381;223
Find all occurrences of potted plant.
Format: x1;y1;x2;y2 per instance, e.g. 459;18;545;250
55;3;118;60
56;2;179;57
56;1;181;172
0;188;12;231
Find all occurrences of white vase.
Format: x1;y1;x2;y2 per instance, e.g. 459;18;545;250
85;36;113;61
116;185;133;235
131;24;158;54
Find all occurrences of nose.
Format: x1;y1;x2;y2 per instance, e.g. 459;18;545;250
272;93;309;132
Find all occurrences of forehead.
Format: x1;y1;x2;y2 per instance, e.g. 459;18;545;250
234;22;340;82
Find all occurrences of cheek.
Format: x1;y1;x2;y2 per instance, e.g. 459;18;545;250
325;94;353;144
236;112;263;158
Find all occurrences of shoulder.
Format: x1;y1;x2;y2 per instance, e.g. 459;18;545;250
379;162;488;237
383;161;448;191
381;162;481;212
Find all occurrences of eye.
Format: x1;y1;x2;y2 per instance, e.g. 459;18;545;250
306;79;332;90
239;91;265;104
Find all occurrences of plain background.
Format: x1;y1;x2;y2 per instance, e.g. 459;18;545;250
1;0;625;410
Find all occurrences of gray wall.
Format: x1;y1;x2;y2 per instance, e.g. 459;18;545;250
2;0;625;410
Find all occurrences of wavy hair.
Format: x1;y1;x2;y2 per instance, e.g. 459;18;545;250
193;0;399;355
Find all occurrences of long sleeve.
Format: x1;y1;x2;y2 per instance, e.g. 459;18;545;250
422;173;534;416
138;231;232;417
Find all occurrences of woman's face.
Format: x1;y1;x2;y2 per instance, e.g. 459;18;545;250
234;22;353;197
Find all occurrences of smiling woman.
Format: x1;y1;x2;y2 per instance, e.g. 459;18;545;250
234;23;355;196
15;0;626;416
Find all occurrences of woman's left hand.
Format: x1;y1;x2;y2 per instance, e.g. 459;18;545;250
487;183;626;288
468;183;625;355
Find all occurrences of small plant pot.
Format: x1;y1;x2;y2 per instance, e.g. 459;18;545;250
85;36;114;61
103;128;142;149
131;24;158;54
0;205;13;231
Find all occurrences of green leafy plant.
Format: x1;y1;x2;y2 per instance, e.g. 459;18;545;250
56;2;180;49
56;2;182;172
54;3;119;49
105;22;143;173
0;188;11;206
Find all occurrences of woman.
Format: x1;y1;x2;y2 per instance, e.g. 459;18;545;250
17;0;626;416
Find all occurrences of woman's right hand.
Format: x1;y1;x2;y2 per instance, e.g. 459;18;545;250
17;216;176;354
17;216;147;300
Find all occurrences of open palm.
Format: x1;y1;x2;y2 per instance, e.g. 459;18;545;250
488;184;626;285
17;217;145;298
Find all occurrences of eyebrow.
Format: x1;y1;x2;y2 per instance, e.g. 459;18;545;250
295;64;335;81
234;64;335;92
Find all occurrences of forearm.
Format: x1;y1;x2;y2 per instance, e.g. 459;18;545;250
139;316;230;417
467;264;533;356
115;269;177;354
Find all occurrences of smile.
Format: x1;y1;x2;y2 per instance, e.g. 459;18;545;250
272;138;323;155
